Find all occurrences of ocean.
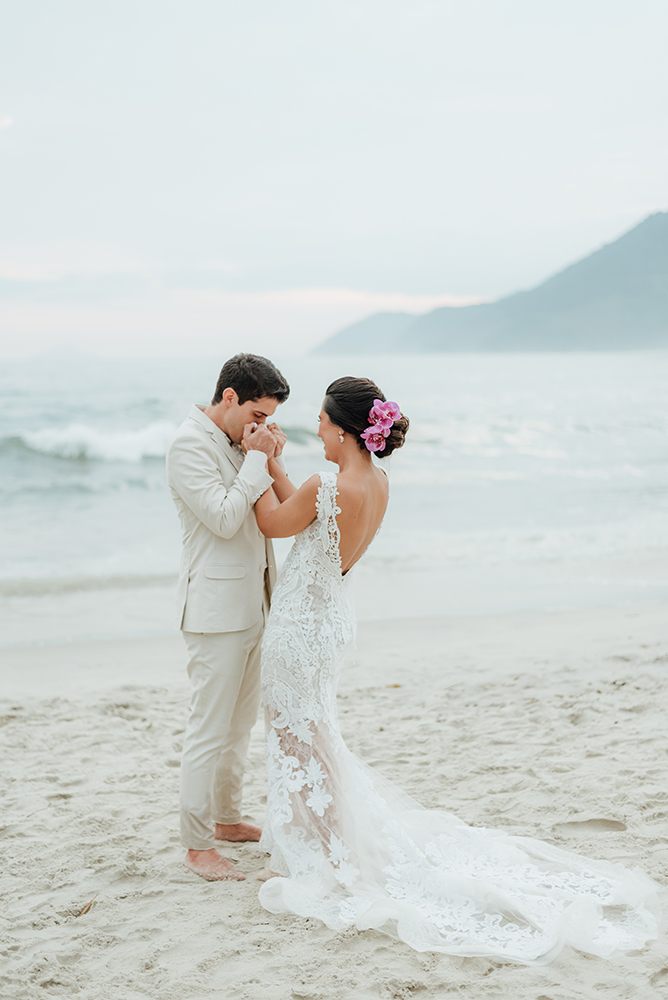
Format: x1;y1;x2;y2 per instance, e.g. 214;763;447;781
2;350;668;633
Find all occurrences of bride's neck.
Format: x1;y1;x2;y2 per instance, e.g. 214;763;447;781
337;447;373;474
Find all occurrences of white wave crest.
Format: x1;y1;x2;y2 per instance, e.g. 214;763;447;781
21;421;178;462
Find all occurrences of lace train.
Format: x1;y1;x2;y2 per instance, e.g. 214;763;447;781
258;473;665;963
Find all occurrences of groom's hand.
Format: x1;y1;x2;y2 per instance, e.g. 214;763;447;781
267;423;287;458
241;422;276;458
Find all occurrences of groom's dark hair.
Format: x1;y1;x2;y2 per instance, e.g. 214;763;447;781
212;354;290;406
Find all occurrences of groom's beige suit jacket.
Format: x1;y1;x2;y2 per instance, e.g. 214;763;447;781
166;405;276;633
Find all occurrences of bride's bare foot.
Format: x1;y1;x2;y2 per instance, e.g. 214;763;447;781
257;861;281;881
184;849;245;882
215;821;262;842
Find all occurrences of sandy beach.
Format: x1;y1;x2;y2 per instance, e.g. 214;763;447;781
2;597;668;999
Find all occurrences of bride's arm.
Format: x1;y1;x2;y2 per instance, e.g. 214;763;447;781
255;474;320;538
267;457;296;503
264;423;296;503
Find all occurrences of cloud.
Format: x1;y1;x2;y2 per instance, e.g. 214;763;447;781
0;115;14;130
0;240;157;281
424;94;561;116
248;288;484;310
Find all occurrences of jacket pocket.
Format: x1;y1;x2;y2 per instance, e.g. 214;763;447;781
204;565;246;579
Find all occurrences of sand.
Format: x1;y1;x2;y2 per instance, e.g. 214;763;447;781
2;601;668;999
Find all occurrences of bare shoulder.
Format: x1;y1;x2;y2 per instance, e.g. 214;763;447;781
333;473;364;507
299;473;321;496
291;473;321;509
336;466;388;508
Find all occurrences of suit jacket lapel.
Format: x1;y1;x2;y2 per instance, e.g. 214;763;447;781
189;405;244;472
210;425;244;472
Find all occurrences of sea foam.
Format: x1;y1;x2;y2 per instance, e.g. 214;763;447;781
20;421;177;462
15;421;321;463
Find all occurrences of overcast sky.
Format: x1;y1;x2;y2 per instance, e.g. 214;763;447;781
1;0;667;357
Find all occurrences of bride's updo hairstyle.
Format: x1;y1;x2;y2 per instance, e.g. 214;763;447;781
323;376;409;458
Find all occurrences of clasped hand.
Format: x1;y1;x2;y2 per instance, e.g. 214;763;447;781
241;421;287;459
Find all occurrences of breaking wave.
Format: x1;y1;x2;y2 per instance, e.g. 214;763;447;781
3;422;321;464
6;422;178;463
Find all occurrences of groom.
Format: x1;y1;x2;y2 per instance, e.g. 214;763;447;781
166;353;290;881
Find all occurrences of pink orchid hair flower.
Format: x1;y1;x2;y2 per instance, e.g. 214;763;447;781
360;399;401;451
368;399;401;431
360;427;388;452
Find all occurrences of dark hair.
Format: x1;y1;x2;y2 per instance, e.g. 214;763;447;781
323;376;409;458
212;353;290;406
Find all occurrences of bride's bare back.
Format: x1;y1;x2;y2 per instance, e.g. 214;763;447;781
334;466;388;575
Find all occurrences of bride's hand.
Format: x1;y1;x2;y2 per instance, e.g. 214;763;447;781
267;423;287;458
241;422;276;457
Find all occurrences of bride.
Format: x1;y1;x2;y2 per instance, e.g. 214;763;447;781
253;376;664;964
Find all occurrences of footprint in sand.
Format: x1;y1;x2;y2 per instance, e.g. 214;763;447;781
553;818;627;834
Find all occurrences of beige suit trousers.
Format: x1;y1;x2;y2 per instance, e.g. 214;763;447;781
180;612;264;850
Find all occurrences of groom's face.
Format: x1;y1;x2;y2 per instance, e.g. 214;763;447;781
225;394;279;443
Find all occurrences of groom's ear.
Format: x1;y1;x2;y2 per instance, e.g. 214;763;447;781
221;388;239;408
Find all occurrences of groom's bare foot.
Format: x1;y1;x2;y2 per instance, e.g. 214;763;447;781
215;821;262;843
184;849;245;882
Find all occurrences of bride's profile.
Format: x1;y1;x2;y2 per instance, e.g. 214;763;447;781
253;375;664;964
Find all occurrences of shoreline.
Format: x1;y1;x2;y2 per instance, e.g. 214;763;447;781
3;599;668;699
4;544;668;652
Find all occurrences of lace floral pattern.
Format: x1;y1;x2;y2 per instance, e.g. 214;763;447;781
258;473;664;962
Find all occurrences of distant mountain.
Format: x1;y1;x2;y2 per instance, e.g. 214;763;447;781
311;312;417;354
314;212;668;353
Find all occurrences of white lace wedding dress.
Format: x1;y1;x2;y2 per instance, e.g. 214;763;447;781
258;473;664;963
